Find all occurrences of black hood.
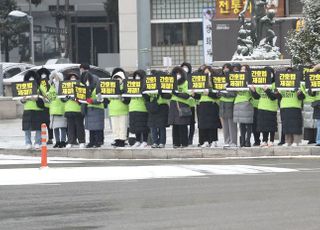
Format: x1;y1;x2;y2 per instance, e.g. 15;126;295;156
37;68;51;80
180;62;192;74
132;69;146;80
171;66;187;85
111;68;126;77
24;70;40;85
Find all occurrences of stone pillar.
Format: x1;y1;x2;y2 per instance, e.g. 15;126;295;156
118;0;138;71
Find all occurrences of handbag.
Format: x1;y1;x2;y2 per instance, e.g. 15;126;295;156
176;101;192;117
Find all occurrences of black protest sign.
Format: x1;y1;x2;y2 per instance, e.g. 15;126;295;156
248;69;272;86
226;72;248;91
305;72;320;91
300;66;313;81
12;81;37;99
58;81;77;98
142;75;159;94
212;75;227;92
123;79;142;97
100;79;121;98
188;74;210;92
275;71;300;90
73;85;88;103
159;75;177;92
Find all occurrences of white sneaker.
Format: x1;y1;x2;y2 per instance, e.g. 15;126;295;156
291;143;298;147
79;143;85;148
282;143;290;147
132;142;141;148
158;144;165;148
223;144;230;148
211;141;218;148
268;142;274;147
26;144;32;150
260;142;268;147
66;144;72;149
229;143;237;148
34;144;40;150
201;142;210;148
139;142;148;148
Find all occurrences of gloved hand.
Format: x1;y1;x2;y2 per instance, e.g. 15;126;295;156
86;98;93;104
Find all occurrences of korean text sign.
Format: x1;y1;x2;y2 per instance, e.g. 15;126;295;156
58;81;77;97
12;81;37;98
226;72;248;91
142;75;159;94
305;72;320;91
248;69;272;86
159;75;177;92
123;79;142;97
275;71;300;90
73;85;88;103
188;74;210;92
100;79;120;98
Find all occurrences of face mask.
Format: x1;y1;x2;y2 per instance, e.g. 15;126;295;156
177;74;182;80
29;77;34;81
53;78;57;83
41;74;46;79
70;77;76;81
135;76;141;80
183;66;189;73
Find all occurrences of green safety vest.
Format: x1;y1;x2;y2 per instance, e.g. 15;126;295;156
48;85;65;115
108;97;129;117
279;90;303;109
129;97;147;112
300;82;315;103
256;87;278;112
64;100;81;113
234;91;251;104
220;95;235;103
24;100;42;111
149;94;169;105
87;88;104;110
171;81;190;105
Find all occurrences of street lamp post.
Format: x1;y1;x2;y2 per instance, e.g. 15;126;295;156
8;10;34;64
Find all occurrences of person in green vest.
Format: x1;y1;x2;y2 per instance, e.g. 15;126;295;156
37;68;54;145
307;64;320;146
233;63;254;147
105;68;130;147
219;63;237;147
80;64;105;148
143;70;170;148
250;67;278;147
181;62;195;146
128;70;149;148
168;66;192;148
275;68;305;147
192;66;221;148
21;70;45;150
301;81;317;144
64;72;86;148
47;72;67;148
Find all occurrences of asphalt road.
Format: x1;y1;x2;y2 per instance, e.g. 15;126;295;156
1;158;320;230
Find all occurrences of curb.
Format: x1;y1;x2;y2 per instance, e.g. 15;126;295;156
0;146;319;159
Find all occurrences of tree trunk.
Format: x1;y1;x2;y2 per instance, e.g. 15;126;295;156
4;36;9;62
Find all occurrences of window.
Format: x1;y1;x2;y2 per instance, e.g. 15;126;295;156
4;68;22;79
288;0;303;15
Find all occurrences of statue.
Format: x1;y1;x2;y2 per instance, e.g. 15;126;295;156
232;0;281;61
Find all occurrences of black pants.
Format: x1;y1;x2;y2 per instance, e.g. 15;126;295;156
188;107;195;145
172;125;188;147
135;131;148;143
240;123;252;146
199;128;218;145
262;131;275;142
89;130;104;146
67;116;85;144
304;128;316;143
253;108;260;144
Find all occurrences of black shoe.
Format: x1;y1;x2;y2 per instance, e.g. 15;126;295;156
173;145;180;149
117;140;125;147
94;144;101;148
86;143;95;148
53;142;60;148
59;141;66;148
308;141;316;144
253;142;260;146
245;141;251;147
47;139;53;145
278;142;285;146
316;144;320;146
111;140;119;147
240;137;245;147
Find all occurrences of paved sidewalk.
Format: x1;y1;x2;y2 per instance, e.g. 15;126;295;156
0;118;319;159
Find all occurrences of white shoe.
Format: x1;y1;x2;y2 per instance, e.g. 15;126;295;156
223;144;230;148
282;143;290;147
201;142;210;148
66;144;72;149
229;143;237;148
211;141;218;148
34;144;40;150
291;143;298;147
260;142;268;147
268;142;274;147
26;144;32;150
139;142;148;148
79;143;85;148
132;142;141;148
158;144;165;148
